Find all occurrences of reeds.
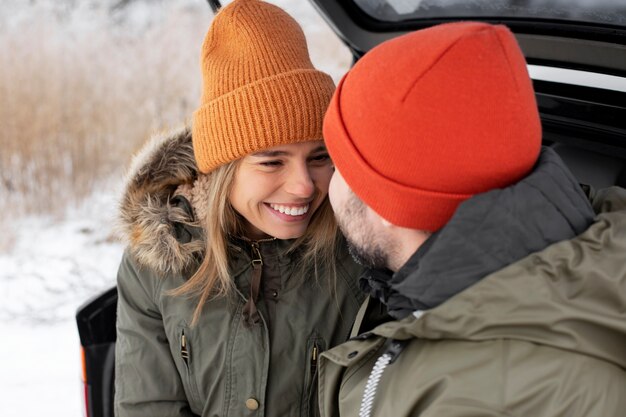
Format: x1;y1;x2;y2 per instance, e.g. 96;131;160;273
0;3;210;216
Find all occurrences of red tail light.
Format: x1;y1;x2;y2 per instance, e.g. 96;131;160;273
80;346;91;417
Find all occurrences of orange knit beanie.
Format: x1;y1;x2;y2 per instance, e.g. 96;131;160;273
192;0;335;173
324;22;542;231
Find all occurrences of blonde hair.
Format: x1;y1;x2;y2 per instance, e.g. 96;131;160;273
170;160;340;324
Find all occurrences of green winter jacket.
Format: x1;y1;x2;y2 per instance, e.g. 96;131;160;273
319;150;626;417
113;127;364;417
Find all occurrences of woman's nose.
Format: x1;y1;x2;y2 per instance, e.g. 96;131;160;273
284;164;315;198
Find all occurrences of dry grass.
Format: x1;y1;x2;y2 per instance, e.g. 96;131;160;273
0;3;211;216
0;0;350;221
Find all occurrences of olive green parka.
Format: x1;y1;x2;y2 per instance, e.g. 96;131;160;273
319;149;626;417
113;127;364;417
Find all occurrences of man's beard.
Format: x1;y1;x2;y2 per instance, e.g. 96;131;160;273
345;238;387;270
336;193;388;270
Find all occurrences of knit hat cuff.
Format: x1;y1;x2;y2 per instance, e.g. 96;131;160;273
324;75;472;231
193;69;335;173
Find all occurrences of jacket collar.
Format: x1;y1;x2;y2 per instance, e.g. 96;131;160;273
117;126;204;275
361;147;596;319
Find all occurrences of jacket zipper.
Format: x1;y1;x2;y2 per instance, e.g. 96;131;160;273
181;329;190;366
310;342;319;378
179;328;202;408
359;339;408;417
303;341;320;417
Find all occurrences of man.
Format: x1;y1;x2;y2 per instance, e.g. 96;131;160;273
321;21;626;417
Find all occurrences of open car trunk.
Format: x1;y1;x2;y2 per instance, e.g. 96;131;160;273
310;0;626;188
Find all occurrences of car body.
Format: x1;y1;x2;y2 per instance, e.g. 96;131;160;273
76;1;626;416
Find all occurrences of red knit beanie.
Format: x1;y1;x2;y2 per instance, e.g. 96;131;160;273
324;22;541;231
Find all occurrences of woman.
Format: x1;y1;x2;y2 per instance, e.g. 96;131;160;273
113;1;364;416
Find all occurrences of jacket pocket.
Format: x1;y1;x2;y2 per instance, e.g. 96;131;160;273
301;336;327;417
178;326;202;409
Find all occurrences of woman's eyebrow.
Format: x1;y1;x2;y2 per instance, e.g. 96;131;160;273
251;150;290;157
310;145;327;153
250;146;327;158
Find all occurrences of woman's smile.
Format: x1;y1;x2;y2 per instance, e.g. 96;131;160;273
265;202;311;221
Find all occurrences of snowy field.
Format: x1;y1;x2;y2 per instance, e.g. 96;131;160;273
0;1;349;416
0;183;125;417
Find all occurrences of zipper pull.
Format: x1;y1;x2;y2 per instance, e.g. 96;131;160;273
310;342;319;374
384;339;408;364
251;242;263;270
181;330;189;366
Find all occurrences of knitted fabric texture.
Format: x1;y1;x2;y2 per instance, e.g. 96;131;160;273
324;22;542;231
192;0;335;173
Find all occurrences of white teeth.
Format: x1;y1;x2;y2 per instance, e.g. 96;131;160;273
269;203;309;216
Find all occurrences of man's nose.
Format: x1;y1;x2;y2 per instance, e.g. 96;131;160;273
284;163;315;198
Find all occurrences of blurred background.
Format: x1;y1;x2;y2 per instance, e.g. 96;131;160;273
0;0;350;415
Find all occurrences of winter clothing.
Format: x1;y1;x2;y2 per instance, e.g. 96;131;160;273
319;149;626;417
114;128;364;417
192;0;335;173
324;22;541;231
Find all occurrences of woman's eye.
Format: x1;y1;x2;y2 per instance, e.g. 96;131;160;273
310;154;330;163
260;160;283;167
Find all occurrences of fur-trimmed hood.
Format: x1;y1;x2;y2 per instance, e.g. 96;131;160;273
118;126;204;275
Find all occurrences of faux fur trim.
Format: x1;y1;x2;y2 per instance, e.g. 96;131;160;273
117;125;205;275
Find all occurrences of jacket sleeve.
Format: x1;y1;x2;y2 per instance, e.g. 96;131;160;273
114;250;196;417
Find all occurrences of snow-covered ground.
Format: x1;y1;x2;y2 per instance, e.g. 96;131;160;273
0;182;124;417
0;1;349;416
1;321;91;416
0;182;124;326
